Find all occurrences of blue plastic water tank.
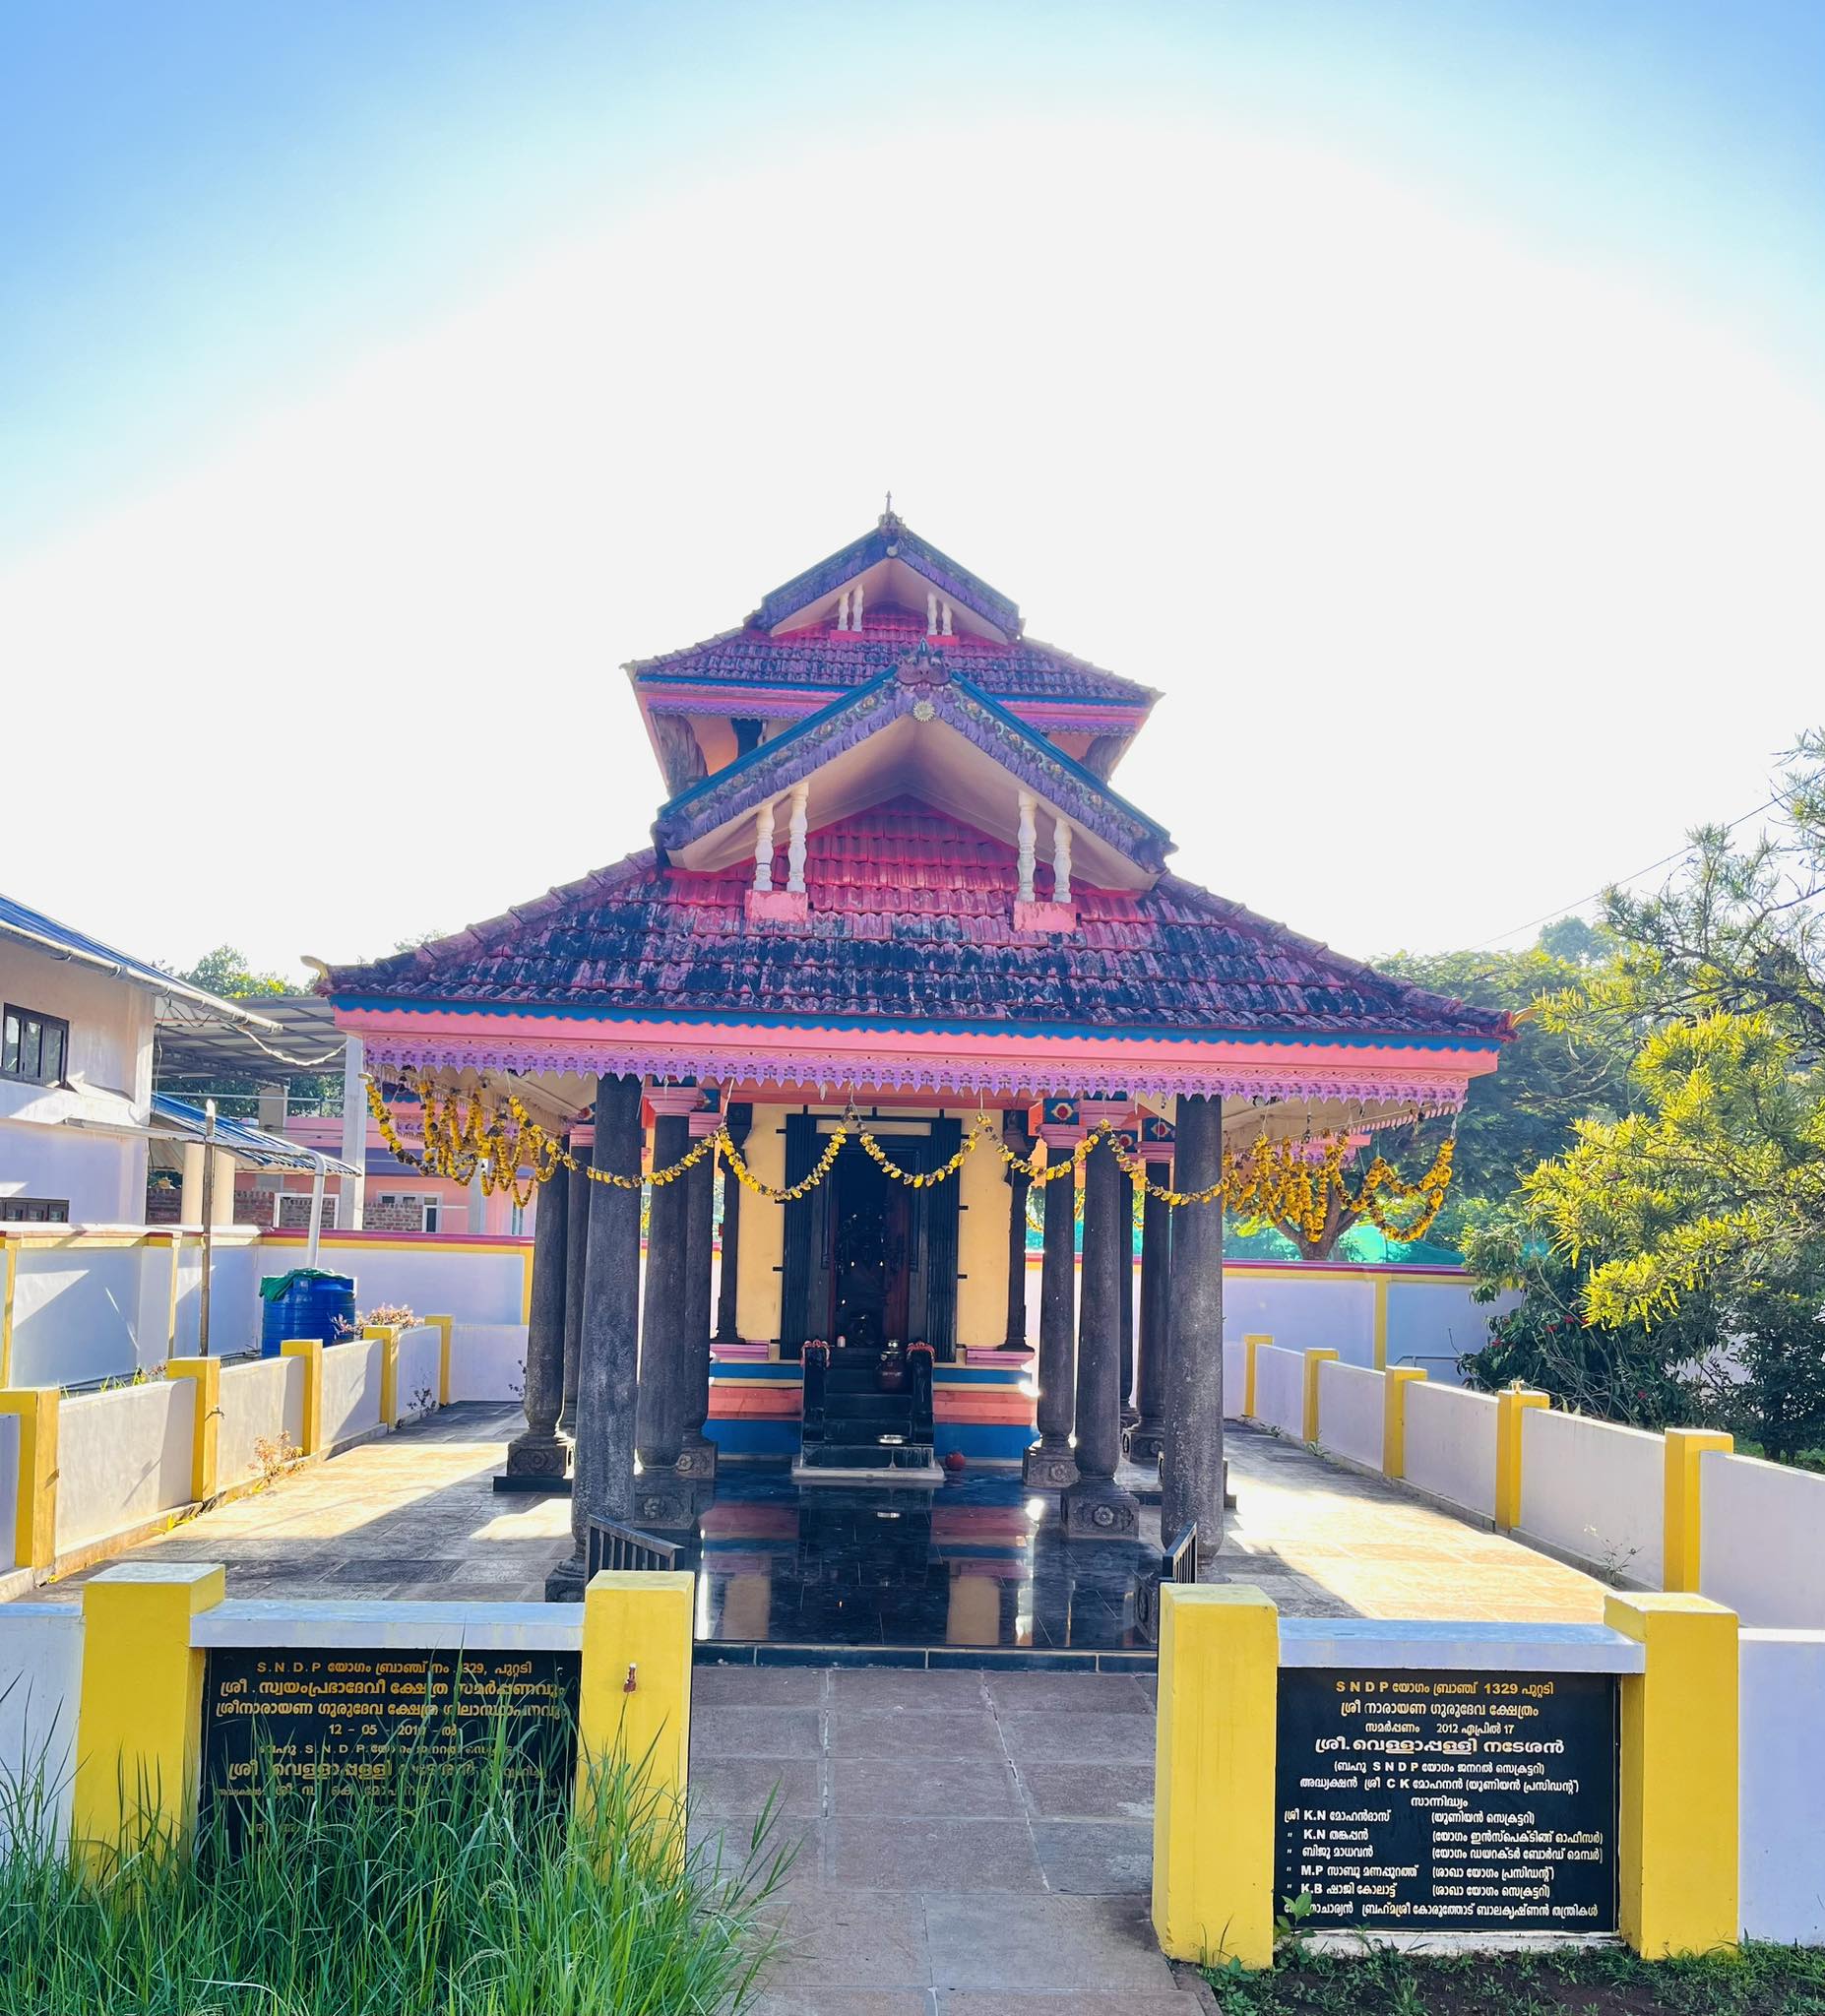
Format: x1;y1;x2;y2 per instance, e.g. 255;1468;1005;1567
259;1271;357;1355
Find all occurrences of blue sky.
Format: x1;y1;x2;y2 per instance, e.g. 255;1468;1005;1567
2;2;1822;973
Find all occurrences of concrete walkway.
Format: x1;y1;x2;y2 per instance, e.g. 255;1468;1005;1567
33;1405;1606;1623
693;1664;1182;2014
22;1406;1611;2007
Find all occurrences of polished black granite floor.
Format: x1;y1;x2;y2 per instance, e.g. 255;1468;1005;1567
675;1465;1164;1661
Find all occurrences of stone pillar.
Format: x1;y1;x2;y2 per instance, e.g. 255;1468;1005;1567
1163;1094;1226;1560
714;1103;751;1344
504;1137;570;1480
1001;1110;1034;1354
677;1107;720;1483
1063;1118;1140;1542
635;1100;694;1471
1118;1163;1137;1423
547;1074;644;1601
1129;1164;1172;1464
1022;1117;1081;1489
558;1154;589;1436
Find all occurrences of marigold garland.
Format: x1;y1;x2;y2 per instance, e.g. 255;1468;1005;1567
365;1077;1455;1242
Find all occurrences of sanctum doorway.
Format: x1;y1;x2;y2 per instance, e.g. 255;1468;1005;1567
780;1116;963;1358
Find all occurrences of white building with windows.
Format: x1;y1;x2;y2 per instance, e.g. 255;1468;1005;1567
0;894;273;1226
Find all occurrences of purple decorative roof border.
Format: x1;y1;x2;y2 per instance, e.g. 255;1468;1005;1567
360;1030;1475;1110
652;672;1170;871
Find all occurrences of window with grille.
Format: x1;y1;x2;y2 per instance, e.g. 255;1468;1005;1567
2;1005;70;1084
1;1197;70;1223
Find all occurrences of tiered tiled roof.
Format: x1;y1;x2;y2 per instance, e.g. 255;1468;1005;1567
630;607;1153;714
328;801;1508;1043
754;512;1021;636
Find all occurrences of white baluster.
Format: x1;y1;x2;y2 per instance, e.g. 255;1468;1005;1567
753;801;776;893
927;591;938;636
787;782;810;895
1017;791;1038;904
941;600;953;637
1052;817;1073;906
852;583;863;632
837;590;850;632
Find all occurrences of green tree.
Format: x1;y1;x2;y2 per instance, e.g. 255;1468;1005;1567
1362;935;1633;1254
177;946;299;998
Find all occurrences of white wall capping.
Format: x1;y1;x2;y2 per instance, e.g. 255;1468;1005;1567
1278;1617;1646;1674
192;1598;584;1652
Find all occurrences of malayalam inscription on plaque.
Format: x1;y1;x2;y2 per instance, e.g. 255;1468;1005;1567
1275;1668;1617;1933
201;1646;580;1834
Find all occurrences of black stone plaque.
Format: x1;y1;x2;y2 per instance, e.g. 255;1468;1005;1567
1275;1668;1617;1934
201;1646;580;1839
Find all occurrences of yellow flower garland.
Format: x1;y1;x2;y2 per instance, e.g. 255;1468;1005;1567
364;1077;1455;1242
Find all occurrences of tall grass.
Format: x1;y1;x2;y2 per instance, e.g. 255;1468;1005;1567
0;1708;790;2015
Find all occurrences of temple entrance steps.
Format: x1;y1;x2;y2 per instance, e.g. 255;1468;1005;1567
795;1345;942;1483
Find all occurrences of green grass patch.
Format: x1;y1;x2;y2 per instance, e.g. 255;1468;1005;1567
1205;1942;1825;2015
0;1713;791;2014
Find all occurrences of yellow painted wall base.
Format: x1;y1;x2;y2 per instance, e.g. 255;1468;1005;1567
1663;1428;1732;1593
168;1357;221;1501
1242;1335;1272;1418
1301;1349;1337;1443
0;1386;59;1569
1605;1592;1739;1957
1152;1583;1279;1969
577;1570;695;1829
1494;1385;1548;1531
1382;1366;1426;1480
281;1338;324;1455
425;1314;454;1404
72;1561;225;1858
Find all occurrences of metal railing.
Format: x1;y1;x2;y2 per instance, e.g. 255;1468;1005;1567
584;1518;682;1577
1135;1521;1198;1647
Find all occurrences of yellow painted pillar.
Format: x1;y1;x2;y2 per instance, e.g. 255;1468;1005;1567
1605;1592;1738;1957
1382;1366;1426;1479
0;1387;60;1570
365;1324;401;1427
424;1314;454;1405
72;1561;225;1859
1494;1385;1548;1531
1301;1349;1337;1443
1663;1428;1732;1594
1152;1583;1278;1969
1242;1333;1272;1418
576;1570;695;1827
281;1338;324;1456
168;1356;221;1502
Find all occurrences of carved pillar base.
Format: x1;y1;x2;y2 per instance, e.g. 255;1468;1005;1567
504;1427;572;1480
675;1433;719;1484
543;1552;587;1603
1061;1475;1141;1543
1127;1418;1166;1465
1023;1437;1079;1490
631;1474;700;1532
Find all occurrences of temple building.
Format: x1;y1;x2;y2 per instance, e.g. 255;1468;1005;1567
322;509;1508;1620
